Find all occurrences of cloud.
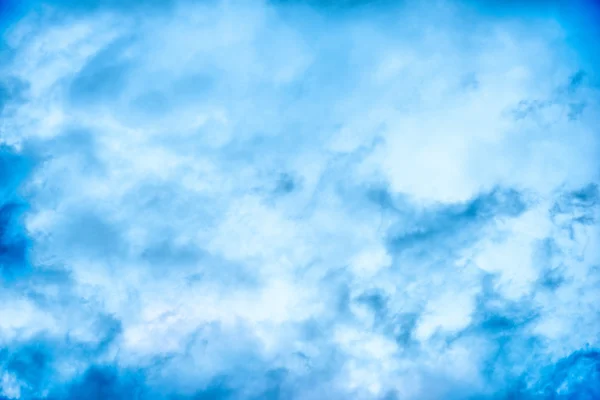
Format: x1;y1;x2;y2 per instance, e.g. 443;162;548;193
0;0;599;398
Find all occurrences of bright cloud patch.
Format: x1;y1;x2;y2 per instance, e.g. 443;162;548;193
1;0;599;399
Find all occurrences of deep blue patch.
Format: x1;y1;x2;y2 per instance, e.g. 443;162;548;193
63;365;146;400
0;145;33;278
0;0;17;20
0;338;57;397
539;349;600;398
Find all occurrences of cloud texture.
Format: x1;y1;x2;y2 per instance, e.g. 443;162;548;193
0;0;600;398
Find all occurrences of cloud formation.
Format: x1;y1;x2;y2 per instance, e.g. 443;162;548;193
0;0;599;398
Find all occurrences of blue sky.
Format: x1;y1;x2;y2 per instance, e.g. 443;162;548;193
0;0;599;399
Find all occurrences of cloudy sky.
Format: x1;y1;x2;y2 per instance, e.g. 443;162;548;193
0;0;599;399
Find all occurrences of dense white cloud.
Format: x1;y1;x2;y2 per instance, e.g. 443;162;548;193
0;0;599;398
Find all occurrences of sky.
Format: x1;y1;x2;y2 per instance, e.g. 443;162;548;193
0;0;599;399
